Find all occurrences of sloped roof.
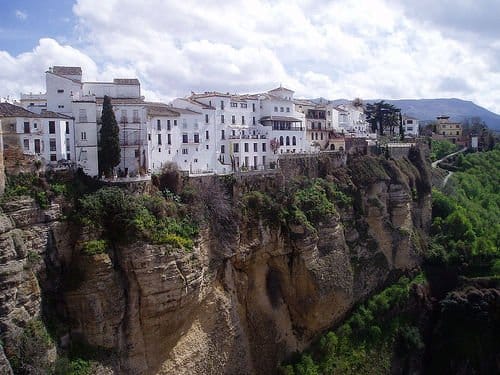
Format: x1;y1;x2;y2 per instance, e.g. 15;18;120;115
52;66;82;76
113;78;140;85
0;102;36;117
0;103;72;119
268;86;294;93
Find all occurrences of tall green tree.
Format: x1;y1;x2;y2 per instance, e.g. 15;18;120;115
99;95;121;177
365;101;401;136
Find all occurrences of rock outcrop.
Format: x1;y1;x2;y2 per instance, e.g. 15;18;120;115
0;149;432;374
0;197;65;373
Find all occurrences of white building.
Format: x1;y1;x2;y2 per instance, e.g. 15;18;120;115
171;86;309;173
402;116;419;137
0;102;74;165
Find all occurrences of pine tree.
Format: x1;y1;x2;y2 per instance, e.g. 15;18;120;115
98;95;120;177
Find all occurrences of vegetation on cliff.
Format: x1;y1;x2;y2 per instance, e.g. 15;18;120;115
242;177;351;232
429;146;499;275
429;139;459;161
78;187;198;250
280;274;426;375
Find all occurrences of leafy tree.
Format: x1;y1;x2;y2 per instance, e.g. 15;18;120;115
98;95;121;177
365;101;401;136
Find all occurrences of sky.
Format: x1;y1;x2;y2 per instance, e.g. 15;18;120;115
0;0;499;113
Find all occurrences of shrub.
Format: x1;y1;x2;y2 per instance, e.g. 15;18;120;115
82;240;108;256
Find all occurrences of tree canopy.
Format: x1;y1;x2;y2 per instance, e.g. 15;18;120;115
98;95;121;177
365;101;401;136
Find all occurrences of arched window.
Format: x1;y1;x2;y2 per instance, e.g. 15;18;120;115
292;136;296;146
339;146;344;152
286;136;290;146
330;144;335;150
279;136;284;146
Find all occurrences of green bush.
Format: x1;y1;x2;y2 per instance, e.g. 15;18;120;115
78;187;198;251
82;240;108;256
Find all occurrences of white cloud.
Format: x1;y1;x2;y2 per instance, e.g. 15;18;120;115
15;10;28;21
0;0;499;114
0;38;97;100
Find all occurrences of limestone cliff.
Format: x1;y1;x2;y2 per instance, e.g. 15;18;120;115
0;148;432;374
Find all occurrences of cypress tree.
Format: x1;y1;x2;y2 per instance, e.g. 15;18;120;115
99;95;121;177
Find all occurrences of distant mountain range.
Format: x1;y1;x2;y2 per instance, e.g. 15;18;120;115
323;98;500;131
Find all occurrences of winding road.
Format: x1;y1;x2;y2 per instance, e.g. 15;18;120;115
432;147;467;187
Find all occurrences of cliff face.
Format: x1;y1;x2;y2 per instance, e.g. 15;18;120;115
0;197;65;374
0;149;432;374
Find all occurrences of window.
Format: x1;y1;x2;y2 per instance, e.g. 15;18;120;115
254;156;258;169
286;107;290;112
253;143;258;152
252;117;256;125
79;150;88;161
79;109;87;122
194;159;198;163
66;140;70;152
205;130;209;140
133;110;139;122
234;143;239;152
244;156;249;167
167;134;171;145
58;105;64;109
33;123;37;129
182;134;188;143
244;143;249;152
286;136;290;146
81;131;87;140
206;145;209;149
167;120;171;130
280;107;284;112
120;110;127;123
157;119;161;130
240;103;247;108
262;155;266;166
23;139;29;150
221;115;225;124
57;89;64;93
173;120;177;126
274;106;278;112
232;115;235;124
221;130;225;139
205;114;209;123
407;120;413;124
24;122;30;133
65;121;70;134
50;138;57;152
320;133;324;140
262;143;266;152
50;154;57;162
252;103;256;112
148;133;151;141
292;136;296;146
182;148;188;154
157;134;162;145
48;121;56;134
407;127;413;131
194;133;200;143
231;102;238;108
242;116;245;125
66;153;71;160
220;100;225;110
279;136;284;146
221;145;225;154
